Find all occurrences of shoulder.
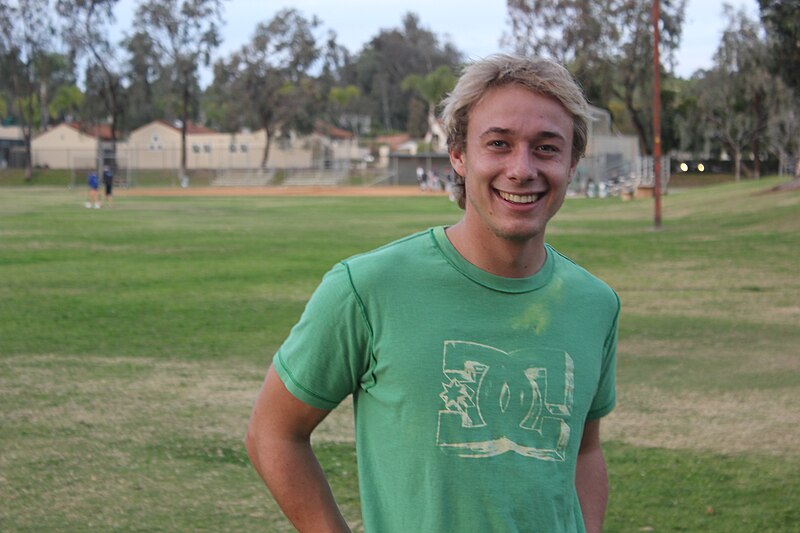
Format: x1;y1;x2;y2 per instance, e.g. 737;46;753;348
336;228;438;293
343;228;434;271
548;245;620;310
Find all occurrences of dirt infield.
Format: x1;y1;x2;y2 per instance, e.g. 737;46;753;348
120;185;446;197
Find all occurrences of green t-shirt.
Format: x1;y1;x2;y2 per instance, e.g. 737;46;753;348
274;226;619;533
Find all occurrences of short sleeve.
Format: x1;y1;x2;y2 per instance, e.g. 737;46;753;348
587;294;619;420
273;262;373;410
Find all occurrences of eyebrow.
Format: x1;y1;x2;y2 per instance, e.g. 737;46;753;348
478;127;568;143
478;127;512;138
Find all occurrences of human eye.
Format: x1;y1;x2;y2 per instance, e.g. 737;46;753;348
487;139;509;149
536;144;561;155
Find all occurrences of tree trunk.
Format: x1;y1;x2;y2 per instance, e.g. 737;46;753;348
261;127;272;170
624;89;650;155
23;129;32;181
39;80;48;131
180;83;189;183
752;90;763;179
180;119;187;181
734;149;742;182
23;96;35;181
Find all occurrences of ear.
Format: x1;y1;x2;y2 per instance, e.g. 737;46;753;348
449;146;466;178
567;159;578;185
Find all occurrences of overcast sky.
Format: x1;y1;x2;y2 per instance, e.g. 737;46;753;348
115;0;761;81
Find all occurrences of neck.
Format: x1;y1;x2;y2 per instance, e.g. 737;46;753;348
445;221;547;278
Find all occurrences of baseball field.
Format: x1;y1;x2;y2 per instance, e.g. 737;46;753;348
1;177;798;531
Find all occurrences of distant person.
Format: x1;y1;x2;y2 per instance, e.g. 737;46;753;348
246;54;619;533
415;164;426;190
102;165;114;208
586;177;598;198
86;170;100;209
429;167;440;191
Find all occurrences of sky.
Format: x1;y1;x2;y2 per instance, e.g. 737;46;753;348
115;0;761;81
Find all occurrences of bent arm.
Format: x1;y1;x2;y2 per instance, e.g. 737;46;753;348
575;419;608;533
246;364;351;533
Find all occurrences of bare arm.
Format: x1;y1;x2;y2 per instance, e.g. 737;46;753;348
575;419;608;533
245;364;351;533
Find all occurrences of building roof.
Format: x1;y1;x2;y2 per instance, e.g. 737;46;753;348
67;122;115;140
373;133;411;150
314;120;354;140
32;122;115;141
151;119;217;135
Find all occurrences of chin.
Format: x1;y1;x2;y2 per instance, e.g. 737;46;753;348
490;223;544;243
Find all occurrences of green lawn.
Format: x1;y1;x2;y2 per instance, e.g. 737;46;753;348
1;178;798;532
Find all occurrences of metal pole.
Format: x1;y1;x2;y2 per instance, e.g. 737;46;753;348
652;0;663;228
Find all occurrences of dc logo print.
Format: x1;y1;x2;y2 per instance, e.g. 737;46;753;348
436;341;573;460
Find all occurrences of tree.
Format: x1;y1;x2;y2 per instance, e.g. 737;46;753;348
56;0;124;164
401;65;456;147
0;0;56;180
121;30;165;130
328;84;363;136
210;8;322;168
759;0;800;92
764;77;800;178
133;0;224;183
759;0;800;180
697;5;771;181
353;13;462;132
48;84;84;122
504;0;687;155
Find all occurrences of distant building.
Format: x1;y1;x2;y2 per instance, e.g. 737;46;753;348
31;123;114;169
0;126;24;168
29;119;370;172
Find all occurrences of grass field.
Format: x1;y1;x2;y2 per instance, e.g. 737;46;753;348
1;178;799;532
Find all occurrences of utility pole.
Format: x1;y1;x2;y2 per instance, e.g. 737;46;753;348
652;0;663;229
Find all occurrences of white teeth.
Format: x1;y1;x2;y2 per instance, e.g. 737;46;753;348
499;191;539;204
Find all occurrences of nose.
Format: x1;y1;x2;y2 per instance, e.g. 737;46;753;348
507;147;537;183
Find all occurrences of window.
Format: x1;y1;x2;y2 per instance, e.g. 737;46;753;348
229;144;237;153
203;144;212;153
240;144;248;153
192;144;201;153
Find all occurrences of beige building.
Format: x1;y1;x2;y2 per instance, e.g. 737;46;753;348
28;119;374;172
31;123;112;169
118;120;369;171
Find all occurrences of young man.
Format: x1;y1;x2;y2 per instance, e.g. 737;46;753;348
247;54;619;533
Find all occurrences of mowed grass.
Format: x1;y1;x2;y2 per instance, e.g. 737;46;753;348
1;179;799;532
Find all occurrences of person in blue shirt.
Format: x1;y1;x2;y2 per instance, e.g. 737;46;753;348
86;171;100;209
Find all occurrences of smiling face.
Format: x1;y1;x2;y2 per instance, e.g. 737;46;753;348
449;84;577;248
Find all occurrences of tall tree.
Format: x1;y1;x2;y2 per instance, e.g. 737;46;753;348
764;77;800;177
354;13;462;132
697;4;771;181
209;8;322;168
121;31;164;130
133;0;224;182
0;0;56;179
504;0;687;154
759;0;800;180
56;0;124;164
